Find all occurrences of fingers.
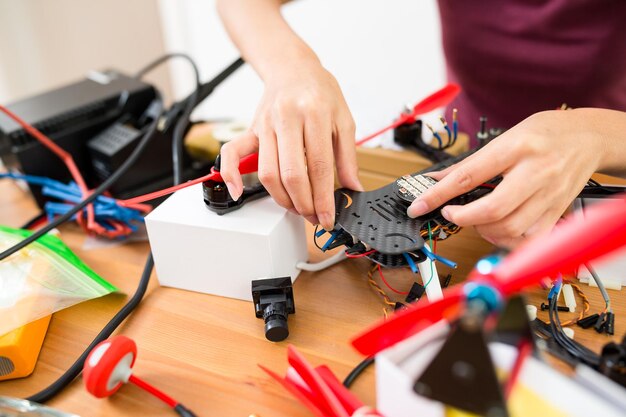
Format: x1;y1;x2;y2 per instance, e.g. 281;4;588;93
333;114;362;191
305;111;335;230
257;126;294;211
440;164;540;226
407;140;514;218
472;194;564;249
219;130;259;200
274;114;318;224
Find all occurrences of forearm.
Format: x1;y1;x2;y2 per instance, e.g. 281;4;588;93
216;0;320;81
576;108;626;178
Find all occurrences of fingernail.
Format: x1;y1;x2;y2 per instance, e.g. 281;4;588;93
305;215;320;226
225;181;241;201
288;208;299;215
318;213;335;231
354;179;365;192
407;199;428;218
441;206;451;221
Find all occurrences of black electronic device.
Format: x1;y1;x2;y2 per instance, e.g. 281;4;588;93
0;70;156;205
251;277;295;342
87;118;209;198
393;119;452;163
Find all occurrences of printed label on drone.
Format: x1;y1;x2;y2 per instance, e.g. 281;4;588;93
396;174;437;202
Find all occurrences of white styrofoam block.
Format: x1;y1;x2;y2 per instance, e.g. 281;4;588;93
145;184;308;301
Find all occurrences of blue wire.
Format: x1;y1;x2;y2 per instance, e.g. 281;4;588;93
452;120;458;144
315;228;327;238
432;132;443;148
321;231;339;251
402;253;419;274
3;172;144;231
422;246;457;269
548;274;563;300
443;125;452;146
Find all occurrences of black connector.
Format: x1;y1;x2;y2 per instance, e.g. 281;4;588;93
325;230;355;251
441;273;452;289
251;277;295;342
594;312;607;333
405;282;425;304
606;312;615;336
541;303;569;312
577;314;600;329
345;241;367;255
394;302;407;311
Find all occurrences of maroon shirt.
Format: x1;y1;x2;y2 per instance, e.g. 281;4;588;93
438;0;626;144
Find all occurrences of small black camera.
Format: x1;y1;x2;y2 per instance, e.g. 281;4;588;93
251;277;295;342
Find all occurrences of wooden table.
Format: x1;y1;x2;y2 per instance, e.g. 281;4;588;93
0;175;624;417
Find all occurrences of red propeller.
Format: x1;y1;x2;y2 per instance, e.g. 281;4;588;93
352;195;626;356
356;83;461;146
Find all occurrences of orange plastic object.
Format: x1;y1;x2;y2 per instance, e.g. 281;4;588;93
0;315;51;380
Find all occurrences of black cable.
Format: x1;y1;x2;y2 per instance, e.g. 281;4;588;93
19;212;46;230
134;52;202;185
27;254;154;403
18;56;244;405
548;294;600;367
343;357;375;388
0;96;164;263
313;224;324;251
134;52;200;81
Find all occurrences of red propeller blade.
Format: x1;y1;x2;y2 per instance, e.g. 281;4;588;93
355;83;461;146
351;285;464;356
489;195;626;296
410;83;461;118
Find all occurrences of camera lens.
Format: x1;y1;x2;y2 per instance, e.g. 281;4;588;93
263;304;289;342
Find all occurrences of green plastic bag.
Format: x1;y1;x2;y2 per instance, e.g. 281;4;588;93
0;225;117;336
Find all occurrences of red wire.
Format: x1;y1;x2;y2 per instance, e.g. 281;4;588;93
345;249;376;259
479;183;496;189
504;340;532;399
118;170;219;207
0;105;106;234
128;374;179;408
377;264;409;295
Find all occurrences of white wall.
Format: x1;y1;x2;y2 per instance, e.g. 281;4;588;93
0;0;172;104
0;0;446;144
158;0;446;143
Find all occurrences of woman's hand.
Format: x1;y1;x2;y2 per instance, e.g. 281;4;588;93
407;109;612;248
219;61;362;231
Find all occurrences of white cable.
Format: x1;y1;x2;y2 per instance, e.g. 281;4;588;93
417;245;443;301
296;250;347;272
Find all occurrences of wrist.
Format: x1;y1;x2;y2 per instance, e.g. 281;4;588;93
260;46;322;83
570;108;626;177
